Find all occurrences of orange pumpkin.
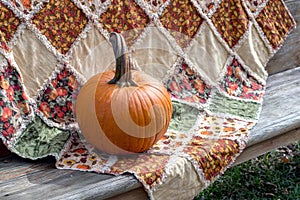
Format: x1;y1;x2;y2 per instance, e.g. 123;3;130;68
76;33;172;155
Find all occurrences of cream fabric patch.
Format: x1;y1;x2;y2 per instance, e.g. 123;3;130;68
0;53;5;65
13;29;58;97
132;25;178;81
187;22;229;83
153;157;203;200
237;24;269;79
70;26;115;80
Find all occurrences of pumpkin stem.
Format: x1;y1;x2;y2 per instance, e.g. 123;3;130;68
108;32;138;87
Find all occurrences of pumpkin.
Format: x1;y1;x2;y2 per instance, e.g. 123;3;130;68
76;32;172;155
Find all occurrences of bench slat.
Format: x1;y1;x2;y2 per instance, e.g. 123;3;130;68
0;156;122;200
235;128;300;165
1;172;139;200
248;67;300;146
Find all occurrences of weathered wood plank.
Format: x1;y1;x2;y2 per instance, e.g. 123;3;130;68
234;128;300;166
0;167;79;196
0;156;122;200
48;174;142;200
1;172;140;200
0;161;55;181
248;67;300;146
266;0;300;74
1;167;139;200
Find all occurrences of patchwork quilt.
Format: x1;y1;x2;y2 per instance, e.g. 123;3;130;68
0;0;296;199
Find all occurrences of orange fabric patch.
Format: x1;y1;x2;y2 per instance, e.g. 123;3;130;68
256;0;296;49
211;0;249;48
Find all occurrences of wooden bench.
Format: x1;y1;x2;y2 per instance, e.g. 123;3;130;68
1;66;300;200
1;1;299;199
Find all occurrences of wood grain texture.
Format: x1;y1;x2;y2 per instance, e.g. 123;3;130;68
248;67;300;146
0;156;141;200
234;128;300;166
266;0;300;74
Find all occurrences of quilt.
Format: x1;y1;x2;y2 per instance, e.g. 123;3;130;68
0;0;296;199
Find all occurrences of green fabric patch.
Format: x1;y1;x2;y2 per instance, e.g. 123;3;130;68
14;116;70;158
208;92;261;120
168;101;200;132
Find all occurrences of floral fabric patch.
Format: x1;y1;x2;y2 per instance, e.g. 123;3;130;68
0;59;31;141
220;57;265;100
0;95;19;141
36;65;80;127
165;61;211;104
